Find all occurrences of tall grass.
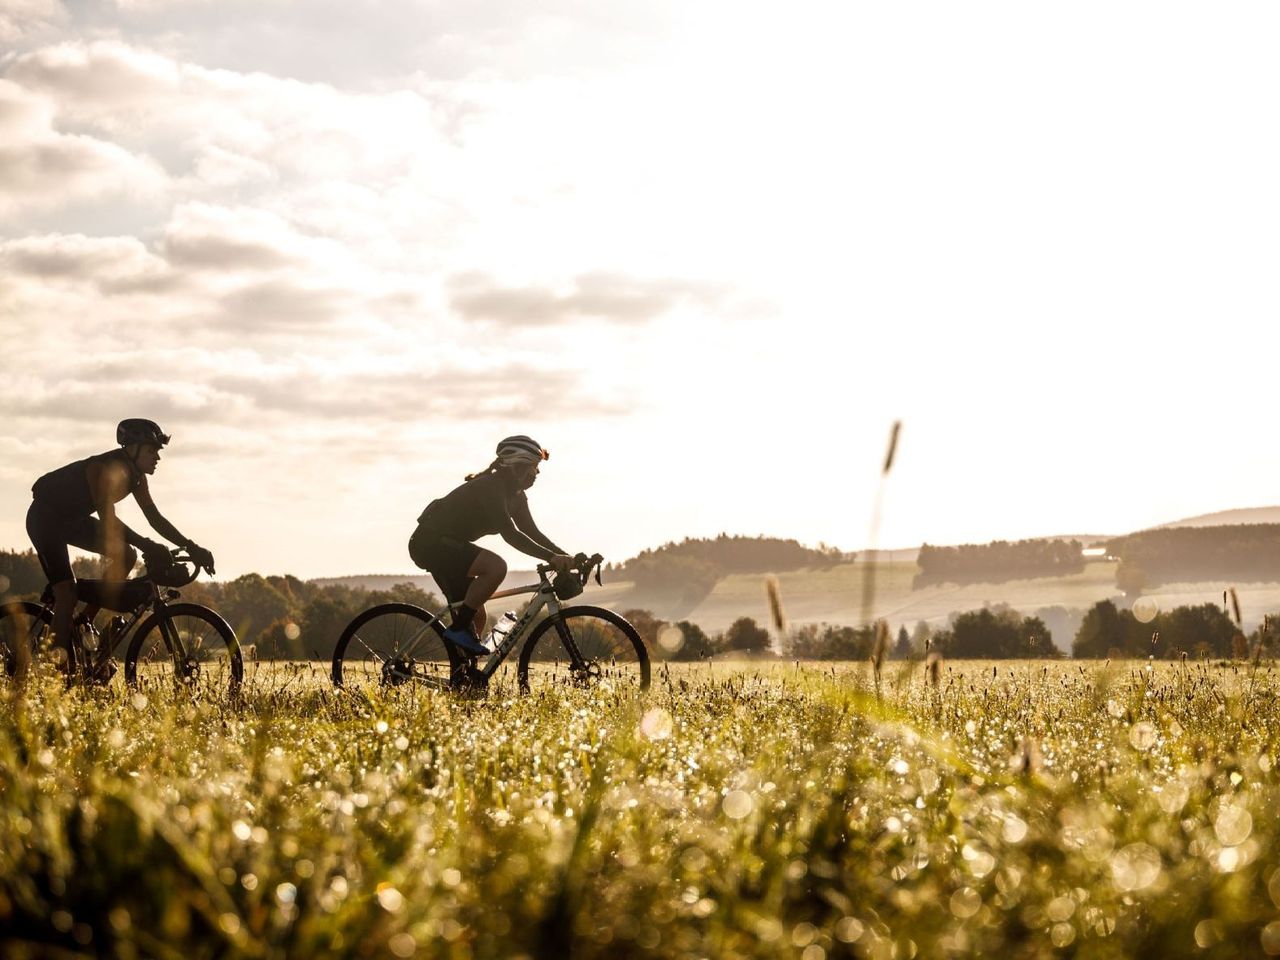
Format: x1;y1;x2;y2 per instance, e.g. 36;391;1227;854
4;660;1280;958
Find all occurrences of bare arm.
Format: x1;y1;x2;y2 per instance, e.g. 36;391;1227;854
497;517;559;562
509;494;568;556
133;480;190;547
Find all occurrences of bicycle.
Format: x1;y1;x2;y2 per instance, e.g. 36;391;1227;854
330;553;650;692
0;549;243;693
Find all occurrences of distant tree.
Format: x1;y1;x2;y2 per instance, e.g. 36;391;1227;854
620;608;664;653
0;550;46;600
667;620;713;661
1249;615;1280;659
785;623;876;660
937;606;1050;659
1073;600;1128;658
1157;603;1236;659
299;592;363;658
1073;599;1236;659
1106;524;1280;588
915;538;1085;587
892;625;912;660
220;573;293;647
721;616;772;656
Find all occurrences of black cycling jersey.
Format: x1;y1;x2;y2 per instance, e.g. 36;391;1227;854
414;471;565;562
28;449;147;584
32;450;141;517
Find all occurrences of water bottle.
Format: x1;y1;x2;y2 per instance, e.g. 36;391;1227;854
78;619;100;652
487;611;518;650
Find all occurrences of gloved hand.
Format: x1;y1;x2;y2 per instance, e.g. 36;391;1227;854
141;540;171;573
187;542;216;575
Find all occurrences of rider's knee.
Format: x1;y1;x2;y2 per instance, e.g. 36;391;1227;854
488;554;508;579
121;544;138;574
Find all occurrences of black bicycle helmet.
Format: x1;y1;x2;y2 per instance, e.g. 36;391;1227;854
117;418;171;448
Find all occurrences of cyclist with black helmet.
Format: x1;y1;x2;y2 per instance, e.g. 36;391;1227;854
409;435;575;656
23;419;216;671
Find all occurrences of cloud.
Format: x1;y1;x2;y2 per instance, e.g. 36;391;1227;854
0;0;66;44
0;78;166;216
448;270;724;326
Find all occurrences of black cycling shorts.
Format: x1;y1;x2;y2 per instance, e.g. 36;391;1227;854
408;529;482;604
25;500;136;585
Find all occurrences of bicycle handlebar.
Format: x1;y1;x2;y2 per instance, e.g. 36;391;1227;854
536;552;605;587
146;548;206;588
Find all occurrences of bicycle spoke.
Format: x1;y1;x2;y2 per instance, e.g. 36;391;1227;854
332;604;453;690
350;632;389;663
519;608;649;692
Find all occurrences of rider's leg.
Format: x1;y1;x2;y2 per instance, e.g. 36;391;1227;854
49;579;77;671
26;503;81;674
450;550;505;638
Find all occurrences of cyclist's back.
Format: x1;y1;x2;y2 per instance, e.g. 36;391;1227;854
33;450;141;519
415;470;525;543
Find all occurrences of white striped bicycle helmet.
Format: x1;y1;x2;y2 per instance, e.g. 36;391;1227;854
496;435;549;466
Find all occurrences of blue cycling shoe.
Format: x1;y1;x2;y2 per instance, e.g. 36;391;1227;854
442;626;489;657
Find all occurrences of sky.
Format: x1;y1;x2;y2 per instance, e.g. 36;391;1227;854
2;1;1279;580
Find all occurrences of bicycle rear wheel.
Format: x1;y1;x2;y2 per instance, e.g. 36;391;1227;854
0;601;53;678
517;605;650;693
124;603;242;693
331;602;459;690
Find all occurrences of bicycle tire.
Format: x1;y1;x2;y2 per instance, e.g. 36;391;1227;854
331;602;459;690
124;603;242;693
0;601;53;678
517;605;650;693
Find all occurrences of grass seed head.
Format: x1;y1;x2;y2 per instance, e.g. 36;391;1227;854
882;420;902;475
765;576;788;635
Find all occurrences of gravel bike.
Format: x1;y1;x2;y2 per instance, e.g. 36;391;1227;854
0;549;242;692
330;553;649;692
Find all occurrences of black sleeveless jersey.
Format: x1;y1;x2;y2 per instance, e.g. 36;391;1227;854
31;450;140;517
415;471;527;543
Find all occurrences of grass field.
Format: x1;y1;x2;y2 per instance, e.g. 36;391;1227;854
3;659;1280;958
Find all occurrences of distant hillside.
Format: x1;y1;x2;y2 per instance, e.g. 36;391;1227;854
311;570;537;595
606;535;847;617
1156;506;1280;529
1106;523;1280;589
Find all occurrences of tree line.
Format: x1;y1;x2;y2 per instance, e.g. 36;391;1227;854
914;538;1085;587
1107;524;1280;593
610;535;847;613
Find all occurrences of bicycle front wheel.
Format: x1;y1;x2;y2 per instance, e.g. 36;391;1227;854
0;601;53;678
124;603;242;693
517;605;650;693
331;603;458;690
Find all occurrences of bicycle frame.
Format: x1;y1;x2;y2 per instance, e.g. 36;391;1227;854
390;569;570;679
28;585;178;674
28;552;207;676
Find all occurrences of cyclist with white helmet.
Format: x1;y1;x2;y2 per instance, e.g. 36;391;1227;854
23;419;216;672
409;435;575;655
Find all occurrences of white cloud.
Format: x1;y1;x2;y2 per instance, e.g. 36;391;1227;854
0;78;166;216
0;0;66;44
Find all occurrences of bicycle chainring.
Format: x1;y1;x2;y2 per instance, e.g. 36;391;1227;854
382;658;416;687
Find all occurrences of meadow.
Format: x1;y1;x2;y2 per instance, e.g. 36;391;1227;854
3;659;1280;958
